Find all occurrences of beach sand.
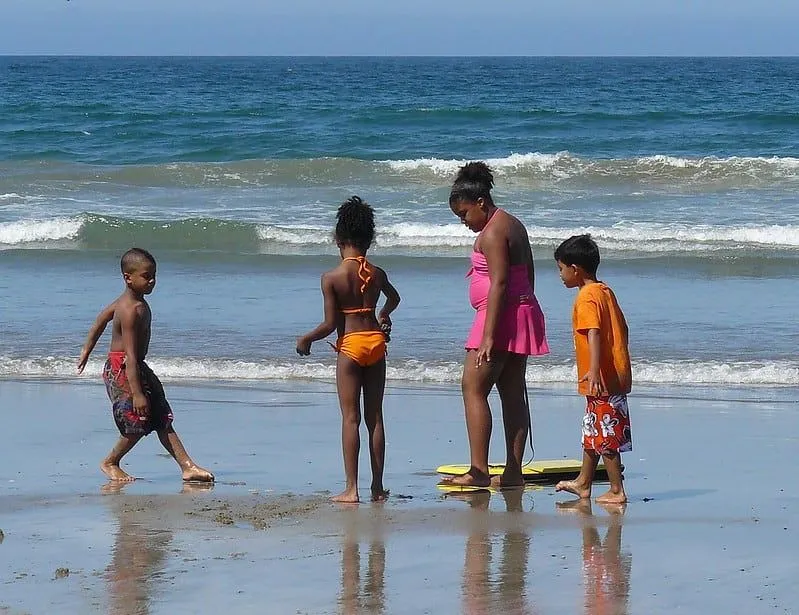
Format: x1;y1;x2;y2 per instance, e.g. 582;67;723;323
0;379;796;613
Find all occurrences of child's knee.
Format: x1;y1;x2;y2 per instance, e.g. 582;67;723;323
461;373;485;398
341;409;361;426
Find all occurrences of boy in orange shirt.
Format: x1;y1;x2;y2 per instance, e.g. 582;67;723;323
554;235;631;504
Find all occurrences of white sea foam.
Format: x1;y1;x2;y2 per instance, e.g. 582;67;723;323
254;220;799;252
385;152;569;177
376;222;799;251
0;217;84;245
256;224;331;245
2;356;796;386
383;152;799;182
0;214;796;253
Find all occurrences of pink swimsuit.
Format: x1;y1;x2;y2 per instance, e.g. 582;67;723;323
464;214;550;356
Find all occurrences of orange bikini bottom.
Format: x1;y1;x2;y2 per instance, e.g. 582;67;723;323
334;331;387;367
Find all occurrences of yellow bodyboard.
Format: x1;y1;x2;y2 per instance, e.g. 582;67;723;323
436;459;607;481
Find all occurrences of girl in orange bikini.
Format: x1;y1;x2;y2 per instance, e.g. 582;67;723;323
296;196;401;503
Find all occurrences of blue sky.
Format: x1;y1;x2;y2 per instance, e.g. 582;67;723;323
2;0;798;56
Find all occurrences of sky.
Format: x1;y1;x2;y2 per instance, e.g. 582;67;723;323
1;0;798;56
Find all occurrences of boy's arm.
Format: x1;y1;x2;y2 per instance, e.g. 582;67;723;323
77;302;116;374
296;274;338;356
119;303;149;416
580;329;607;396
478;228;509;367
377;268;400;327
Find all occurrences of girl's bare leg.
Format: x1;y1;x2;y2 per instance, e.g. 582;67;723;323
363;358;388;501
334;354;363;503
494;353;529;488
445;350;505;487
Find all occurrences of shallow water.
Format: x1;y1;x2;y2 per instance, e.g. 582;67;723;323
2;57;799;388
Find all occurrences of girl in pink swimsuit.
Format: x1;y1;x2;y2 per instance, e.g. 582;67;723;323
446;162;549;488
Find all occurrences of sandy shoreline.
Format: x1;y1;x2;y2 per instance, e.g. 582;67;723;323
1;379;796;613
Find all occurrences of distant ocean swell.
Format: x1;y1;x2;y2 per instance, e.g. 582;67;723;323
2;214;798;255
2;356;797;386
2;152;798;188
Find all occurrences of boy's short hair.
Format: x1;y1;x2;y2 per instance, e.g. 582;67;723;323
121;247;156;274
554;234;600;276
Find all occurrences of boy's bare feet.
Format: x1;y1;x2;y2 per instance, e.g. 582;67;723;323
182;465;214;483
440;469;491;488
101;462;136;482
596;489;627;504
332;488;360;504
371;486;389;502
555;479;591;499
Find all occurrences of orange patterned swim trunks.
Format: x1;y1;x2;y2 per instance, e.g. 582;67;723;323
582;395;632;455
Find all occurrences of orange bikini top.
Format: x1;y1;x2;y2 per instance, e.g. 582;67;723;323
340;256;376;314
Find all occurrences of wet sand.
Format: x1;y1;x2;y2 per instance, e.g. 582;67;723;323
0;379;797;613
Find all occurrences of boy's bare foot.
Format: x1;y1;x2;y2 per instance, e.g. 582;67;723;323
440;469;491;488
555;479;591;499
101;462;136;483
596;490;627;504
371;487;389;502
331;488;360;504
182;466;214;483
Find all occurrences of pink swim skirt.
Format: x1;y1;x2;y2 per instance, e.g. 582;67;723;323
465;296;550;356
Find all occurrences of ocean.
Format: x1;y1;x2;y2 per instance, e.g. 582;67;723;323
1;56;798;389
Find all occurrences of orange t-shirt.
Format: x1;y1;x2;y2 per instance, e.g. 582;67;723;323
573;282;631;396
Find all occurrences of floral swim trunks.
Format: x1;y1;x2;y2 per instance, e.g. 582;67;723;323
103;352;174;437
582;395;632;455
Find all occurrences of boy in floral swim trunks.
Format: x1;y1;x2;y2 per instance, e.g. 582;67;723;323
554;235;632;504
77;248;213;484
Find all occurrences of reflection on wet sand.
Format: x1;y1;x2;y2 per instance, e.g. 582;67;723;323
102;482;212;615
557;500;632;615
453;489;534;615
339;511;386;615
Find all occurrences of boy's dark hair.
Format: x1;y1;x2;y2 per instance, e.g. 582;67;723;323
121;247;156;274
449;161;494;206
554;234;600;276
335;196;375;252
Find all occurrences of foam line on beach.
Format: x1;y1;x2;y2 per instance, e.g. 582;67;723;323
2;153;799;189
3;215;798;254
2;355;797;386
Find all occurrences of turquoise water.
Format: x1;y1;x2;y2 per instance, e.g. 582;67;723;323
1;57;798;387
